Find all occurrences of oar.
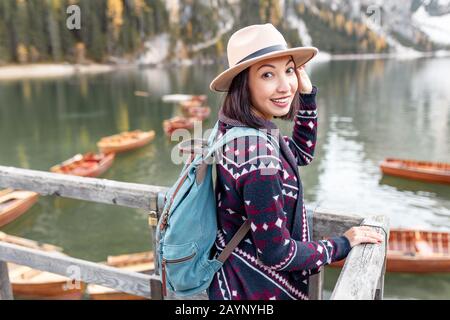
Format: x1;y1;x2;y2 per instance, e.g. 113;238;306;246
0;231;64;253
0;188;14;197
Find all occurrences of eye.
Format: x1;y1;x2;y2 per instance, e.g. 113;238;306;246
286;67;295;74
262;72;273;79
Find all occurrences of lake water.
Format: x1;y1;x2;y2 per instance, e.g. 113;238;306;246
0;57;449;299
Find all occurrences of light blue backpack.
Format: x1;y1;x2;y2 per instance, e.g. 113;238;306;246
155;121;268;297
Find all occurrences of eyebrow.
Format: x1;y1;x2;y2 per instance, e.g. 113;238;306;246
257;59;294;71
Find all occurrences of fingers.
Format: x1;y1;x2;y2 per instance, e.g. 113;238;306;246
296;66;313;94
357;233;383;244
345;226;384;247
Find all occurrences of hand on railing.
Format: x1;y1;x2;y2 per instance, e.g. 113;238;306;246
343;226;384;248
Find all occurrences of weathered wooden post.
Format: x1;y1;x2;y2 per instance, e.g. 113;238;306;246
374;259;386;300
330;215;389;300
148;192;165;300
0;261;13;300
308;267;324;300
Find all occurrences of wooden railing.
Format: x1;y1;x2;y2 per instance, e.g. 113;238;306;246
0;166;389;300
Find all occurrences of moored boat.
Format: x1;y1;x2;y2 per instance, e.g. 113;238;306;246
50;152;115;177
134;90;150;97
330;228;450;273
0;232;84;299
163;116;196;136
182;105;211;121
380;158;450;184
0;190;39;227
162;94;207;104
87;251;154;300
97;130;156;154
9;263;85;300
180;99;204;110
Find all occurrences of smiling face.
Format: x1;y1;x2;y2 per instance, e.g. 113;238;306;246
248;55;299;120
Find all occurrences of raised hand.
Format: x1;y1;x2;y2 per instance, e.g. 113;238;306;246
296;65;313;94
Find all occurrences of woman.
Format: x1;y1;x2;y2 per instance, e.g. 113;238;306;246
207;24;383;300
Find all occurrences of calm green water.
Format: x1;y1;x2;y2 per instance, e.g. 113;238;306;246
1;57;449;299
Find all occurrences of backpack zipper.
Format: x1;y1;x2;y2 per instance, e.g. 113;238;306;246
161;252;196;296
163;252;196;264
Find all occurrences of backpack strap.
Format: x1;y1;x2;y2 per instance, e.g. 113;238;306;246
175;124;269;179
206;121;220;146
205;126;269;160
217;220;251;263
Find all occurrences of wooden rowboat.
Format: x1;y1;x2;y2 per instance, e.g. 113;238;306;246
380;158;450;184
97;130;155;154
162;94;207;104
182;105;211;121
134;90;150;97
0;189;39;227
50;152;115;177
163;116;195;136
180;99;204;110
9;263;85;299
330;228;450;273
87;251;154;300
0;231;63;253
0;232;84;299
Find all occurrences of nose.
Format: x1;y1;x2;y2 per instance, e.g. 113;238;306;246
277;74;292;93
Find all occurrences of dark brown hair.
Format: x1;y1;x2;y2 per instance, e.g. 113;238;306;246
221;65;301;129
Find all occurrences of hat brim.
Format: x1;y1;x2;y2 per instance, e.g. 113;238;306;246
209;47;319;92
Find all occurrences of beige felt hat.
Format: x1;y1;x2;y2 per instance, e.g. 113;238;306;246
209;23;318;92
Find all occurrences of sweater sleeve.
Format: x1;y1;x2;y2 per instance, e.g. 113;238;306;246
236;155;351;272
283;86;318;166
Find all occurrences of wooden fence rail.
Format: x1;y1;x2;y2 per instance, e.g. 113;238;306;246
0;166;389;300
0;166;167;211
0;241;162;299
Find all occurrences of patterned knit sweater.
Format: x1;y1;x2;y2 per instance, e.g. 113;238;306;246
208;87;351;300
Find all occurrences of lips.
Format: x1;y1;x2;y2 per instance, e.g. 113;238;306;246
270;96;290;108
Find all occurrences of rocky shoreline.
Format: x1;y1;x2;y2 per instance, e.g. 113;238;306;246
0;63;116;81
1;49;450;81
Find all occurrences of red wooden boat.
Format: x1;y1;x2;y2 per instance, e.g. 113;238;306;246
180;99;204;111
97;130;156;154
330;228;450;273
50;152;115;177
9;263;85;299
87;251;154;300
0;189;39;227
380;158;450;184
183;106;211;121
163;116;196;136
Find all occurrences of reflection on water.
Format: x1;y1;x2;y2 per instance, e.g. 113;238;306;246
0;57;449;299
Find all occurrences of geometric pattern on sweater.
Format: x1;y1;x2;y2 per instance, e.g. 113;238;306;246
215;232;308;300
216;134;282;181
208;87;352;300
216;229;296;271
283;94;318;166
302;203;309;242
230;250;309;300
